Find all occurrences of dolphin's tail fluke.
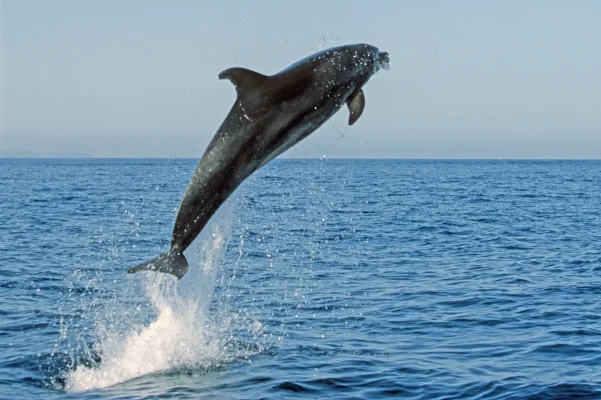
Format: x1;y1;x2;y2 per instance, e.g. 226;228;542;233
127;251;189;279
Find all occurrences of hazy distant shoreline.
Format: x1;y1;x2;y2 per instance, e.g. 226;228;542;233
1;153;600;161
0;150;94;158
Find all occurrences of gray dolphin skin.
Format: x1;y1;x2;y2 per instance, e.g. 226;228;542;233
128;43;390;279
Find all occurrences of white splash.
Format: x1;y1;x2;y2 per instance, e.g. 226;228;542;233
65;201;240;392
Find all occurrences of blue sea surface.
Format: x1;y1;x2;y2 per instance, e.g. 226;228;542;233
1;158;601;399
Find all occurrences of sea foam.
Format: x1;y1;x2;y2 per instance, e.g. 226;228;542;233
65;202;240;391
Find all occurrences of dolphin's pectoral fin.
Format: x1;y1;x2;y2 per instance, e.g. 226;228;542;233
346;88;365;126
127;251;189;279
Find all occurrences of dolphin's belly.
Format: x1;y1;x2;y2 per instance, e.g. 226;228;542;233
258;97;346;167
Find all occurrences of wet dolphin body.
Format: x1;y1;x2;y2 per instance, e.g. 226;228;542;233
128;43;390;279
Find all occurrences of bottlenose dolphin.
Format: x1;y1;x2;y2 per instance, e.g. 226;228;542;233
128;43;390;279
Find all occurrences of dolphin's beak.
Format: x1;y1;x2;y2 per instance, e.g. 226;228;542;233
377;51;390;71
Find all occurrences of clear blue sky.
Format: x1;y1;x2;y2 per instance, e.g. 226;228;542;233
1;0;600;158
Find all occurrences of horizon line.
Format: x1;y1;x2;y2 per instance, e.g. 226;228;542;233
2;156;601;161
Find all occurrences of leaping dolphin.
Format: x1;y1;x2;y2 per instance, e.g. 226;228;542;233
128;43;390;279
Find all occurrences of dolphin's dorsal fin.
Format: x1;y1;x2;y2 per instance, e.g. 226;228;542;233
219;67;313;119
219;67;271;118
218;67;268;95
346;88;365;126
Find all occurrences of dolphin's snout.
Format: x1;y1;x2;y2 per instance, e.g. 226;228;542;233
376;51;390;71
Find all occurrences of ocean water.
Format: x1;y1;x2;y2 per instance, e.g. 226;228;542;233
1;158;601;399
